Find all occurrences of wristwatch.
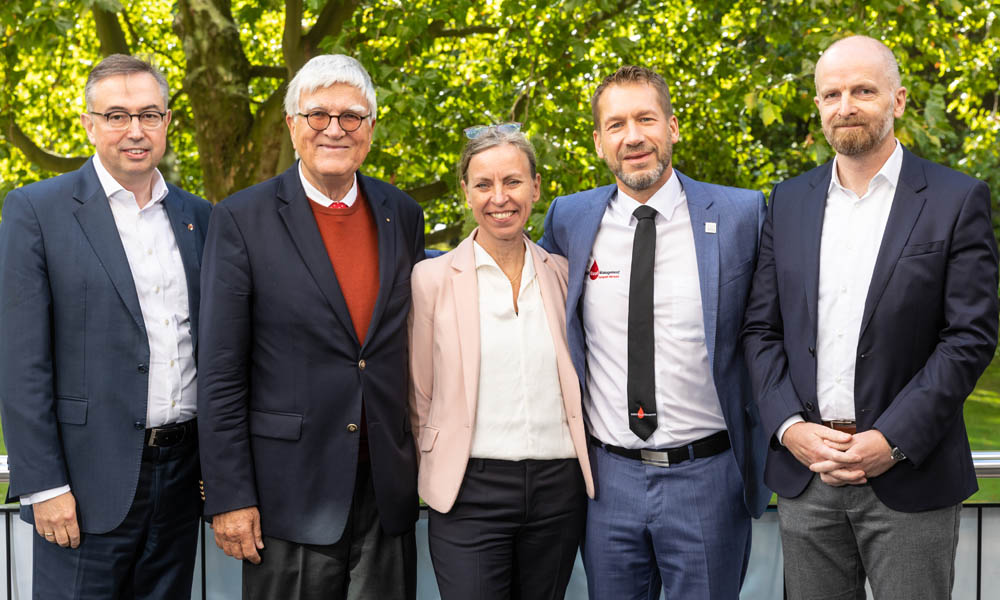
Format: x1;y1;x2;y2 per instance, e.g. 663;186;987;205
890;446;907;462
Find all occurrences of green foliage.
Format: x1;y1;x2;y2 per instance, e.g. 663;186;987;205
1;0;998;244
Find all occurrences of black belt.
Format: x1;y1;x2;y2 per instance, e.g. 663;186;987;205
588;430;730;467
145;419;196;447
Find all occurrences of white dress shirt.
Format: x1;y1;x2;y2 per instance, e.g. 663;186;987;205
582;172;727;449
777;141;903;443
299;162;357;207
469;241;577;460
21;155;196;505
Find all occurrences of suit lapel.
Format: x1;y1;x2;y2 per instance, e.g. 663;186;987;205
567;187;615;328
276;163;359;346
72;160;146;334
678;172;719;367
450;235;481;424
802;163;832;331
360;175;396;349
162;189;201;352
859;150;927;336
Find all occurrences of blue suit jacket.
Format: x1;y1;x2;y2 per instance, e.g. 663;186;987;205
197;163;425;544
742;148;999;512
0;158;211;533
539;171;771;518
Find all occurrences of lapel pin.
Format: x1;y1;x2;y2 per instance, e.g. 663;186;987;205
386;217;391;222
187;223;194;231
705;222;717;234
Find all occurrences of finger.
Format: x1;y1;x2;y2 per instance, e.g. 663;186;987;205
809;459;850;473
53;526;71;548
815;445;861;463
819;473;846;486
822;439;852;452
827;468;867;484
817;428;853;443
241;533;262;564
252;514;264;549
66;517;82;549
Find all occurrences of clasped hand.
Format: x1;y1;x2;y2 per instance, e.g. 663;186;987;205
782;422;896;487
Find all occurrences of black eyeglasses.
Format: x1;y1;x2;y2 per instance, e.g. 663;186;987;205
463;122;522;139
89;110;167;130
297;110;371;132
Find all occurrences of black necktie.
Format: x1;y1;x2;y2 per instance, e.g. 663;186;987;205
628;205;657;440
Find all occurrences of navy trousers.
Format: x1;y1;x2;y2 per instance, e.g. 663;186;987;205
582;443;751;600
32;436;201;600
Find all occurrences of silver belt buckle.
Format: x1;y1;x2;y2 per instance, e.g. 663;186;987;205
640;449;671;468
146;428;161;447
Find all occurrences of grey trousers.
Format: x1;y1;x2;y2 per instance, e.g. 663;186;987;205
778;477;961;600
242;462;416;600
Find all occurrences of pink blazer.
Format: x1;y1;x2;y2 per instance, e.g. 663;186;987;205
408;230;595;513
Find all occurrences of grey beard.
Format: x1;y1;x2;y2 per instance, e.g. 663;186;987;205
616;158;666;191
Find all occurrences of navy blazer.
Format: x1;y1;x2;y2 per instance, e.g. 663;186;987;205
197;163;425;544
539;171;771;518
742;147;999;512
0;158;211;533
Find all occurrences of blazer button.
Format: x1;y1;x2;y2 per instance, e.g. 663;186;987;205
134;420;144;430
138;363;148;373
347;423;359;433
358;359;366;370
805;402;815;412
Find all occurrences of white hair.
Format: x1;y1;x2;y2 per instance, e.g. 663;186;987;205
283;54;377;118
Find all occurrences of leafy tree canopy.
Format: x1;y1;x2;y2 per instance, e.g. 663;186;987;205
2;0;998;245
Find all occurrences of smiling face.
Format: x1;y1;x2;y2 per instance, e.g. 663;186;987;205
81;72;170;191
462;143;541;251
593;82;679;203
286;82;374;197
814;39;906;158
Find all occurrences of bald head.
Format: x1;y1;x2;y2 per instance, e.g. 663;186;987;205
815;36;901;93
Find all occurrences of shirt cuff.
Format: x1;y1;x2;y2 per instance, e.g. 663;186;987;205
777;415;806;446
19;485;71;506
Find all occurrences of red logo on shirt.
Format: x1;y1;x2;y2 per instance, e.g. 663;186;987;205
587;258;621;280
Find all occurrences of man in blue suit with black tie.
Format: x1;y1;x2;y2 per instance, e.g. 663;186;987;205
0;54;211;599
742;36;998;599
539;65;769;599
197;54;424;599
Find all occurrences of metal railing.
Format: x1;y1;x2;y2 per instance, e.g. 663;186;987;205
2;453;1000;600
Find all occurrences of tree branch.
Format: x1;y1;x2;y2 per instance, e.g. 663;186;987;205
283;0;304;72
91;6;130;56
303;0;361;55
434;25;500;38
249;65;289;79
403;180;448;204
2;116;87;173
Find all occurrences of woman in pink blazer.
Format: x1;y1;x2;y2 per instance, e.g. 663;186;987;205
408;125;594;599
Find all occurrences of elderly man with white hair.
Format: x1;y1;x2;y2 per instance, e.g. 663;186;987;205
197;54;425;599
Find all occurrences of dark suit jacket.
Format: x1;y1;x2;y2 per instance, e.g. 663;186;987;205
197;162;425;544
742;147;999;512
0;158;211;533
539;171;771;518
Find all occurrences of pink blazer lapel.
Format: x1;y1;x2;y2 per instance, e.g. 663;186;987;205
449;233;481;426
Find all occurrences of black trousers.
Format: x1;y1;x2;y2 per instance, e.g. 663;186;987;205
242;461;416;600
32;436;202;600
428;458;587;600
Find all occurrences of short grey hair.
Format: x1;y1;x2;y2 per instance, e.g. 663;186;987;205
284;54;377;118
458;128;537;183
816;35;902;92
85;54;169;111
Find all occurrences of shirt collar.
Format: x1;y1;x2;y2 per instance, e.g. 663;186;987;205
614;169;684;222
298;161;357;207
473;238;536;283
92;153;168;208
829;139;903;197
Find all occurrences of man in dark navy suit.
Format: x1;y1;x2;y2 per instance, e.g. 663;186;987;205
198;54;424;599
0;54;211;599
743;35;998;599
